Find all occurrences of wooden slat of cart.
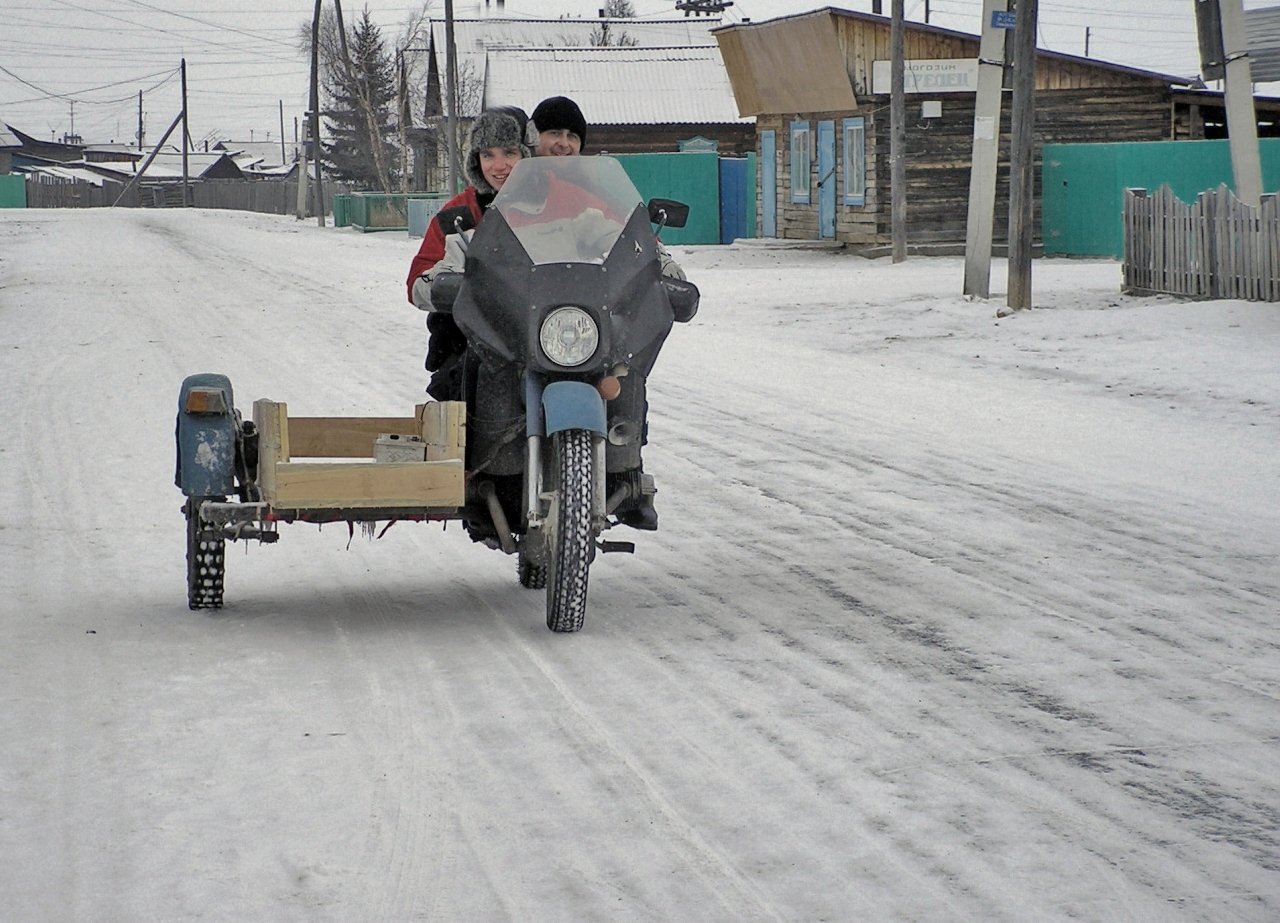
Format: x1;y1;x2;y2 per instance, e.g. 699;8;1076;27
288;416;419;457
252;398;466;509
270;460;463;509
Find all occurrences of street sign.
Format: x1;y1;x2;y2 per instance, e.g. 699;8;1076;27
992;10;1016;29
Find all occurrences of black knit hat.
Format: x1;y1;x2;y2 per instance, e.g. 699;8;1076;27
466;106;532;193
531;96;587;151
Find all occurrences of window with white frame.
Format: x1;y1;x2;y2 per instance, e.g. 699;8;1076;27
843;117;866;206
790;121;810;204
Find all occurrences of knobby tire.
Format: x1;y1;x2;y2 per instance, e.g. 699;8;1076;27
545;429;595;632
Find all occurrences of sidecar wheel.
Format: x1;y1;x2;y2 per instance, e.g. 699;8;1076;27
185;497;225;609
518;554;547;589
545;429;595;632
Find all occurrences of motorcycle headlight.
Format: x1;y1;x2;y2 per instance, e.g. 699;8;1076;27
539;307;599;367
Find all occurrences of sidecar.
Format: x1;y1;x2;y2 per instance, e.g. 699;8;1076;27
175;372;467;609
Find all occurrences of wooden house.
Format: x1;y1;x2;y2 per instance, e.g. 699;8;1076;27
713;6;1280;250
409;16;750;190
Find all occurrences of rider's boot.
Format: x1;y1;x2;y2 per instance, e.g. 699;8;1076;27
618;470;658;531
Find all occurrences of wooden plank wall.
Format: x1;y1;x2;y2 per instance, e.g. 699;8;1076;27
591;123;755;156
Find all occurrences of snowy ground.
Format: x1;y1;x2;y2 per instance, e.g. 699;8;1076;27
1;208;1277;921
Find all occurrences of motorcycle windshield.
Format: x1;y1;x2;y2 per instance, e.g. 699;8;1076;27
492;157;644;265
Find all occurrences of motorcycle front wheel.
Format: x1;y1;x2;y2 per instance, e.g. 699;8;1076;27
545;429;595;632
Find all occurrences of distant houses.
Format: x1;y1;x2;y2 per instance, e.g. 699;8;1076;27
1;123;299;187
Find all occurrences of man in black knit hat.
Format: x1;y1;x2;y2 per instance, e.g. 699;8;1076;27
531;95;587;156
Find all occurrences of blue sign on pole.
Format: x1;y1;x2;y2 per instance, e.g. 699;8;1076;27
992;10;1016;29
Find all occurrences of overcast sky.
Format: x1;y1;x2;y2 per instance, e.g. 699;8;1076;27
0;1;1271;145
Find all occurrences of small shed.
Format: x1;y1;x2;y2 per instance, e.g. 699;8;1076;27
713;6;1278;250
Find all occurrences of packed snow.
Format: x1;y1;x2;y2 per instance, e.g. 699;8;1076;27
1;207;1277;921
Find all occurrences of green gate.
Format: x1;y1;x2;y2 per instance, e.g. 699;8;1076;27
611;152;720;246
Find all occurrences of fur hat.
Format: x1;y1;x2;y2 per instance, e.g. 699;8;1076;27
466;106;532;193
531;96;587;151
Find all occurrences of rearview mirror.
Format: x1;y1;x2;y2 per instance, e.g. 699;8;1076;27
647;198;689;230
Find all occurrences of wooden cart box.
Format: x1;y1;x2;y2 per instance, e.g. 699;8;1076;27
252;399;466;510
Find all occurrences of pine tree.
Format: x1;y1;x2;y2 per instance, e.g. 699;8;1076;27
321;9;399;192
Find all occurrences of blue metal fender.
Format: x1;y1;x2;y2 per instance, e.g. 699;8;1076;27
542;381;606;436
175;373;237;497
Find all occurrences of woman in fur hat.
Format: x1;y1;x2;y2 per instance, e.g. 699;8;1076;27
406;106;533;399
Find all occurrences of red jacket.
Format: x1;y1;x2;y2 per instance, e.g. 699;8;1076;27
405;186;486;303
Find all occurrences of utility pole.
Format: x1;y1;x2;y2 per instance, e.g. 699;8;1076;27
309;0;325;226
1218;0;1263;206
890;0;907;262
445;0;460;194
963;0;1010;299
398;48;410;192
279;100;286;165
180;58;190;207
137;91;144;149
1003;0;1038;315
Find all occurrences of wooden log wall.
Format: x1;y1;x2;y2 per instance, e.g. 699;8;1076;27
759;85;1179;247
867;85;1175;244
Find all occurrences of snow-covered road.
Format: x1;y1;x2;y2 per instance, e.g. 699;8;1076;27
2;209;1277;921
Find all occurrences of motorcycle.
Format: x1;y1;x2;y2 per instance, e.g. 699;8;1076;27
429;155;699;631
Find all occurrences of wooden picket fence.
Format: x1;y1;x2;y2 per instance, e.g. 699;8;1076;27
1123;184;1280;302
21;176;349;217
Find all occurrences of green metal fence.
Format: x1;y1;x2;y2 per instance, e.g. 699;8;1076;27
0;174;26;208
345;192;446;232
1042;139;1280;258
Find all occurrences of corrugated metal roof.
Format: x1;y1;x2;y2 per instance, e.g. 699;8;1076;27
1247;8;1280;83
17;164;107;186
484;46;751;125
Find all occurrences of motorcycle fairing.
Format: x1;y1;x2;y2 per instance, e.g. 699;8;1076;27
453;205;675;378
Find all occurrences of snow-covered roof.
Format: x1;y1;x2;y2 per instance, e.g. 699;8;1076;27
86;152;240;180
242;162;297;177
429;17;724;119
434;17;721;54
17;163;107;186
212;139;300;166
484;45;751;125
